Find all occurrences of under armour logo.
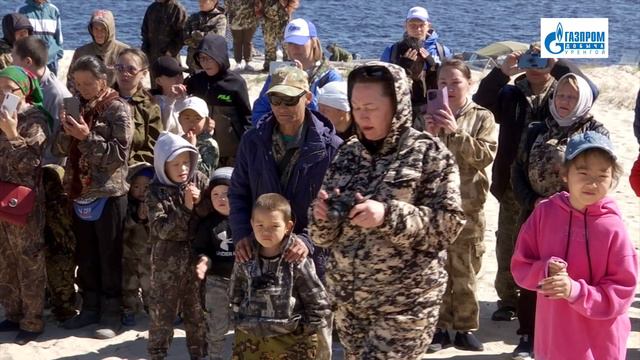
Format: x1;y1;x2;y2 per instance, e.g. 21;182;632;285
218;230;233;251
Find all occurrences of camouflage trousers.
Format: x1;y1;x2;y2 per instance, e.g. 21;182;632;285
148;240;206;359
204;275;231;360
334;292;445;360
437;233;485;331
232;328;318;359
0;206;46;332
122;233;151;314
262;19;288;70
494;189;521;308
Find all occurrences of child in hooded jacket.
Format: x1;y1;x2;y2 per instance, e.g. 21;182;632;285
511;131;638;360
146;132;208;360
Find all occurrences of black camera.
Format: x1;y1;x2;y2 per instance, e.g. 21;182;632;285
326;192;357;222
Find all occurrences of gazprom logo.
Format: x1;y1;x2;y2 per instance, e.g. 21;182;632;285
541;18;608;58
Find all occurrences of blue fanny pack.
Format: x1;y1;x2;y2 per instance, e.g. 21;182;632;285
73;197;109;221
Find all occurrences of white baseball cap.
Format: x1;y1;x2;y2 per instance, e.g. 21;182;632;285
175;96;209;118
284;18;318;45
406;6;429;22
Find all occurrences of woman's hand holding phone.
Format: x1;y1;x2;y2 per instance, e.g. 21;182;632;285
0;107;19;140
61;111;90;141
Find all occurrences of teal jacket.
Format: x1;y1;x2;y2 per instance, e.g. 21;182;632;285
18;0;64;64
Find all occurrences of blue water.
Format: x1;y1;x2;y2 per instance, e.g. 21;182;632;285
5;0;639;64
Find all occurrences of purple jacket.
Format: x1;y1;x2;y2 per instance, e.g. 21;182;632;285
229;109;342;254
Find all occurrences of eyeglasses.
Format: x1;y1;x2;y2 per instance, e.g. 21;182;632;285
197;54;216;64
0;87;21;95
114;63;146;75
268;92;305;106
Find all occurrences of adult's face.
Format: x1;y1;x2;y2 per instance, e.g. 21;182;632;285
271;91;312;129
115;53;147;93
0;77;25;110
14;29;30;41
91;23;108;45
72;70;106;100
350;82;394;141
554;80;579;118
437;66;471;108
285;41;313;67
318;103;351;132
405;19;429;40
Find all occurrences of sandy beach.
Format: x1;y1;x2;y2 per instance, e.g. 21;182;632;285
1;52;638;360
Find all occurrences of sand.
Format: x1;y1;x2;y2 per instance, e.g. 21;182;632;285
1;52;639;360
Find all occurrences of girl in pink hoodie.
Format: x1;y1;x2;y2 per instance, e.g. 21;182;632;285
511;131;638;360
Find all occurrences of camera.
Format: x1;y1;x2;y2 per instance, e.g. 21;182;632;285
326;191;357;222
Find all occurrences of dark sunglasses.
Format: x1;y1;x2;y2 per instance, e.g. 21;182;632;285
268;92;305;106
349;65;390;80
114;63;146;75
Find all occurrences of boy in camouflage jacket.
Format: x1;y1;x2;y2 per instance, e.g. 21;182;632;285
184;0;227;72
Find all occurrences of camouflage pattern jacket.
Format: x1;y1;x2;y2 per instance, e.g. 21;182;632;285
54;90;133;200
261;0;290;22
147;171;208;243
229;234;331;337
141;0;187;59
0;106;49;196
0;39;12;70
125;86;163;166
437;100;497;236
226;0;257;30
309;61;466;314
184;7;227;49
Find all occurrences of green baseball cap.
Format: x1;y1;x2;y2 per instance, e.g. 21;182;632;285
266;66;309;97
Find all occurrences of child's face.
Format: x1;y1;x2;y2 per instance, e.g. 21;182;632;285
165;152;192;183
251;209;293;251
155;73;184;94
197;53;220;76
199;0;217;11
565;152;613;211
130;175;150;201
179;109;206;135
210;184;229;216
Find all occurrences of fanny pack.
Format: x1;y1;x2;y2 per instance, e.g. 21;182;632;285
73;197;109;221
0;182;36;226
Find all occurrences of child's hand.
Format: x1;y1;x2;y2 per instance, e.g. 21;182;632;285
538;274;572;299
137;203;148;220
548;260;567;277
184;130;197;146
189;183;201;205
168;84;187;99
196;256;208;280
184;184;199;210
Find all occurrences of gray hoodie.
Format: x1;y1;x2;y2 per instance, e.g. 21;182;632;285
152;131;199;186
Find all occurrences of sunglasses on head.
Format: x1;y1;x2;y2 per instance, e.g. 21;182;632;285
350;65;390;80
268;92;306;106
114;63;146;75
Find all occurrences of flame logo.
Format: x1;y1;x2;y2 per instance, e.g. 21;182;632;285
556;23;563;42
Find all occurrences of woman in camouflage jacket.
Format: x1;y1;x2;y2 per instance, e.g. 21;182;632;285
310;61;466;359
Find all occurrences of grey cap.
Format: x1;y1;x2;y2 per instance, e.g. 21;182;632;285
565;131;616;161
209;166;234;186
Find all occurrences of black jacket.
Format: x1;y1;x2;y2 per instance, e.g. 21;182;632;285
192;213;235;278
472;60;599;202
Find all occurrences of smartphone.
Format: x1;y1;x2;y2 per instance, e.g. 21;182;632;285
518;52;549;69
1;93;20;114
63;97;81;122
269;61;297;75
426;87;449;117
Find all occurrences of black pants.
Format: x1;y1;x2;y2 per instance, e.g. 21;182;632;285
231;27;257;63
73;195;127;310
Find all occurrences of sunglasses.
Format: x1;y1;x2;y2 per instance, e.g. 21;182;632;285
114;63;146;75
268;92;306;106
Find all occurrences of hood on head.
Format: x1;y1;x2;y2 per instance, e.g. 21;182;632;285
153;132;199;186
550;191;621;218
88;9;116;47
127;162;154;183
549;72;593;127
194;34;230;72
347;61;413;154
2;13;33;45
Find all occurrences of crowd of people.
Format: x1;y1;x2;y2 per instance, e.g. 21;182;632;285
0;1;638;360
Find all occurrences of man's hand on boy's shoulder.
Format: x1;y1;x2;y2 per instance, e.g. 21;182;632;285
234;235;309;263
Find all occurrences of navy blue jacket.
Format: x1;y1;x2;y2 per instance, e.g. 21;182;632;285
229;109;343;253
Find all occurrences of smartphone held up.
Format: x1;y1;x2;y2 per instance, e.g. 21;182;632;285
1;92;20;114
63;97;81;123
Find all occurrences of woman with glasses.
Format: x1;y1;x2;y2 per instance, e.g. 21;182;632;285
114;48;163;166
309;61;465;359
0;66;49;345
67;10;129;93
55;55;133;340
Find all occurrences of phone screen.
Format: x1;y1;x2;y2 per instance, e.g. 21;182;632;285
63;97;81;121
1;93;20;113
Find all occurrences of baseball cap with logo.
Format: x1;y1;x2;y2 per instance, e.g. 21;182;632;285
565;131;616;161
266;66;309;97
175;96;209;118
406;6;430;22
284;18;317;45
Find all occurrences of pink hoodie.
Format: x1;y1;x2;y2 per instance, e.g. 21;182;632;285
512;192;638;360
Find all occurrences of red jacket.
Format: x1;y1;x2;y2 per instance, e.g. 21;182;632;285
630;155;640;197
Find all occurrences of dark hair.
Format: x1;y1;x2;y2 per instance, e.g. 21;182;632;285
437;59;472;81
252;193;292;223
13;37;48;68
118;48;149;69
69;55;109;80
347;65;398;113
563;148;623;185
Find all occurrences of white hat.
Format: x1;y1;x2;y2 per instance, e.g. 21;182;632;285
175;96;209;118
317;81;349;112
284;18;318;45
406;6;429;22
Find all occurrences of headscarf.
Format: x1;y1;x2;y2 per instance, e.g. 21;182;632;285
0;65;52;129
317;81;349;112
549;73;593;127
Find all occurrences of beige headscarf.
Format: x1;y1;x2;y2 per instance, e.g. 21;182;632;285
549;73;594;127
